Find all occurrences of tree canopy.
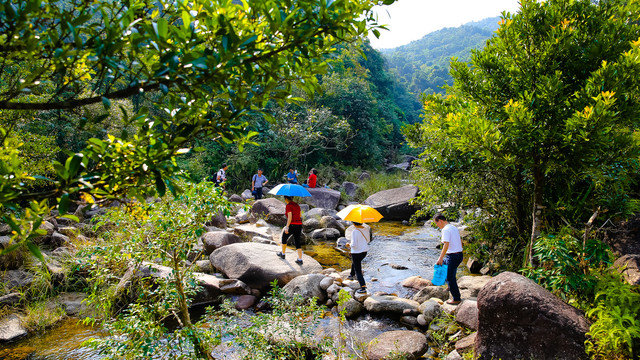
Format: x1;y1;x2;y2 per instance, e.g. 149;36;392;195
0;0;394;256
405;0;640;264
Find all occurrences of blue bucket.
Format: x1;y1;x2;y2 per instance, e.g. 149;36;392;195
432;264;448;286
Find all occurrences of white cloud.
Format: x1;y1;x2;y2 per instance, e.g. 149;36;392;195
369;0;521;49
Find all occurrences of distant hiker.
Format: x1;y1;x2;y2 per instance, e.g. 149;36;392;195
251;168;268;200
286;168;298;184
345;222;370;294
276;196;304;264
434;212;463;305
215;163;228;188
307;168;317;188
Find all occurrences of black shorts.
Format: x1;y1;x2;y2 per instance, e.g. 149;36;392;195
282;224;303;249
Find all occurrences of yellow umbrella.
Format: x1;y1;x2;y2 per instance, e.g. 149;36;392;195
336;204;383;223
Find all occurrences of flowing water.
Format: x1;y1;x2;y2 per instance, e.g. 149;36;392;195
1;222;453;359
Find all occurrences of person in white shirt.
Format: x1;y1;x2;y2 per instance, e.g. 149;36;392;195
345;222;370;294
216;163;228;188
434;212;463;305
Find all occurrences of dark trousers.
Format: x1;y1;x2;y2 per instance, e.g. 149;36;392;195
281;224;303;249
254;187;263;200
444;252;463;301
350;252;367;288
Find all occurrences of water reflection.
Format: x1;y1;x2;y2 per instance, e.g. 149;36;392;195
0;318;103;360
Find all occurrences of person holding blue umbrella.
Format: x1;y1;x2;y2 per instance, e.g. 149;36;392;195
269;184;312;265
277;196;304;264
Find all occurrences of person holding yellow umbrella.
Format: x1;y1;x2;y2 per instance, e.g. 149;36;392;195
337;204;383;295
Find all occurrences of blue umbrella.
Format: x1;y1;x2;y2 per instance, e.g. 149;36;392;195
268;184;312;197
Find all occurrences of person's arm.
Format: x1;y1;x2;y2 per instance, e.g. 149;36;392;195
217;172;221;181
284;211;292;234
264;177;268;186
437;241;449;265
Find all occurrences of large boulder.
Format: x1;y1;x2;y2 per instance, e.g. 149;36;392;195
341;182;358;198
412;286;449;303
115;263;223;306
0;314;27;342
457;275;493;298
363;185;419;221
2;270;34;291
303;208;337;220
475;272;590;360
310;228;341;241
201;231;242;255
455;300;478;330
613;254;640;286
207;210;227;229
363;295;419;315
209;243;322;292
233;222;277;241
250;198;286;226
366;330;428;360
301;188;341;210
320;216;345;235
281;274;326;303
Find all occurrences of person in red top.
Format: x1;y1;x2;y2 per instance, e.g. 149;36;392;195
277;196;305;264
307;168;317;188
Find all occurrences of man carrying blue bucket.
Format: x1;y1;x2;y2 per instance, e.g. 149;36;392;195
434;212;463;305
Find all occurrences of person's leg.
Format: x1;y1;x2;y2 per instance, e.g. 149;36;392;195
277;229;289;258
445;253;463;301
351;252;367;288
291;224;303;260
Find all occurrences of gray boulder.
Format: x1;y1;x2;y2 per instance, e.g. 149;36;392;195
228;194;244;203
115;263;223;306
613;254;640;286
233;222;277;241
341;182;358;198
0;293;21;306
207;210;227;229
363;185;419;221
282;274;326;303
241;189;253;200
303;208;337;220
458;275;492;298
250;198;286;226
418;299;443;324
58;292;91;318
366;330;428;360
358;172;370;181
320;216;345;235
50;231;71;248
455;300;478;330
0;314;27;342
413;286;449;303
310;228;340;241
201;231;242;255
209;242;322;292
339;298;365;319
218;279;252;295
303;217;322;233
2;270;34;291
235;295;257;310
475;272;590;360
363;295;419;315
301;188;341;210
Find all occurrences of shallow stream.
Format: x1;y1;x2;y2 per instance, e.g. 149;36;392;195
2;222;457;359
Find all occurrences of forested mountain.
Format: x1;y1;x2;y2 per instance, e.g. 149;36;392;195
382;17;501;95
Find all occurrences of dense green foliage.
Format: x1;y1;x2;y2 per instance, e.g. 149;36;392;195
382;17;500;96
406;0;640;263
404;1;640;357
0;0;396;258
180;41;418;190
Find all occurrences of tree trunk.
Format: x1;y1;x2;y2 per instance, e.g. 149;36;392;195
514;168;527;235
528;165;545;266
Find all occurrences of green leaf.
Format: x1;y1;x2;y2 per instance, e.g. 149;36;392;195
58;194;70;214
60;214;79;223
155;173;166;197
102;97;111;110
26;241;45;263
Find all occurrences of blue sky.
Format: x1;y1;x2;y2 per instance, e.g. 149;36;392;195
368;0;521;49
